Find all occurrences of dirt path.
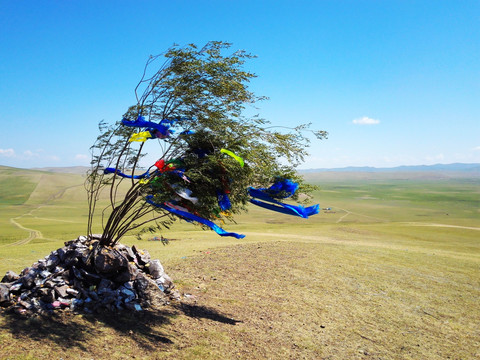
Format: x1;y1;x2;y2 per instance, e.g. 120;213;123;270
4;205;46;246
401;222;480;231
335;207;389;223
7;217;44;246
31;217;77;223
336;208;351;223
4;180;83;246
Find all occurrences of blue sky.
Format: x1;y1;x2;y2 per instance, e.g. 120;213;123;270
0;0;478;169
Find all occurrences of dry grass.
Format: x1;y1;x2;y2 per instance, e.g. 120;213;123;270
1;170;478;359
1;235;478;359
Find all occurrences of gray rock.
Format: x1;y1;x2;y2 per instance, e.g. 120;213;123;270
125;246;136;261
79;268;102;284
134;273;149;295
21;273;36;290
147;260;164;279
44;280;55;288
57;247;68;261
78;235;88;242
125;302;142;311
0;283;11;306
114;244;135;261
54;285;69;298
2;270;19;283
45;254;60;270
119;287;136;302
79;250;91;265
71;266;83;280
156;274;174;292
36;260;47;270
20;291;31;300
136;249;151;266
60;270;71;283
38;288;55;303
39;270;52;279
1;236;174;316
71;298;84;309
98;278;114;292
66;288;79;297
89;291;99;301
18;299;33;310
73;279;89;297
94;248;128;274
124;281;134;290
113;270;132;284
10;283;22;292
63;251;79;267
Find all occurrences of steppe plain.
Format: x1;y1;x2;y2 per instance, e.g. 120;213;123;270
0;165;478;359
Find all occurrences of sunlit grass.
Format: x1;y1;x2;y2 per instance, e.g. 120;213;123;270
0;168;479;359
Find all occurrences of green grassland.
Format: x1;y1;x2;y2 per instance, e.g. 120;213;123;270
0;167;478;359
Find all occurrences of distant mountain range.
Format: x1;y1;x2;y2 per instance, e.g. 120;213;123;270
300;163;480;173
1;163;478;175
30;166;91;174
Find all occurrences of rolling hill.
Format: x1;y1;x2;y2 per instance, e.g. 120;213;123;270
300;162;480;173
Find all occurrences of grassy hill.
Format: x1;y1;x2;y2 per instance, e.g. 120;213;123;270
0;166;43;205
0;166;88;244
0;166;479;359
300;162;480;174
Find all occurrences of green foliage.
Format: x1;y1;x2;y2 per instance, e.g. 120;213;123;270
87;41;327;246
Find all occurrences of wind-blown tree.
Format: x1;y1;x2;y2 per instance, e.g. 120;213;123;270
86;41;327;247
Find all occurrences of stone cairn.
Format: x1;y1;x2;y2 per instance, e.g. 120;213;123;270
0;235;178;317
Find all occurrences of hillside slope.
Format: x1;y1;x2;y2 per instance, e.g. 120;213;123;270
0;166;87;244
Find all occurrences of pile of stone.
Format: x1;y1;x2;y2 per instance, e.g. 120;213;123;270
0;235;178;316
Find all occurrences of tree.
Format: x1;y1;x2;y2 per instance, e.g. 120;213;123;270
86;41;327;247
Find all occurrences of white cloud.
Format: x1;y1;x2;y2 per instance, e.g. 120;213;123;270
473;146;480;151
0;148;64;166
353;116;380;125
0;148;15;157
24;150;40;158
75;154;89;160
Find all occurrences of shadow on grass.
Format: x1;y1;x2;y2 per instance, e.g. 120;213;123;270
0;301;241;351
173;302;242;325
1;311;94;352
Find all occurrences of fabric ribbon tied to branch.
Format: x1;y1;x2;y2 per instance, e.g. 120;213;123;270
122;116;172;138
220;148;244;167
145;195;245;239
248;179;319;218
104;168;150;179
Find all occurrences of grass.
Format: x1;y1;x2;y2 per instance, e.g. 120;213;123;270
0;168;479;359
